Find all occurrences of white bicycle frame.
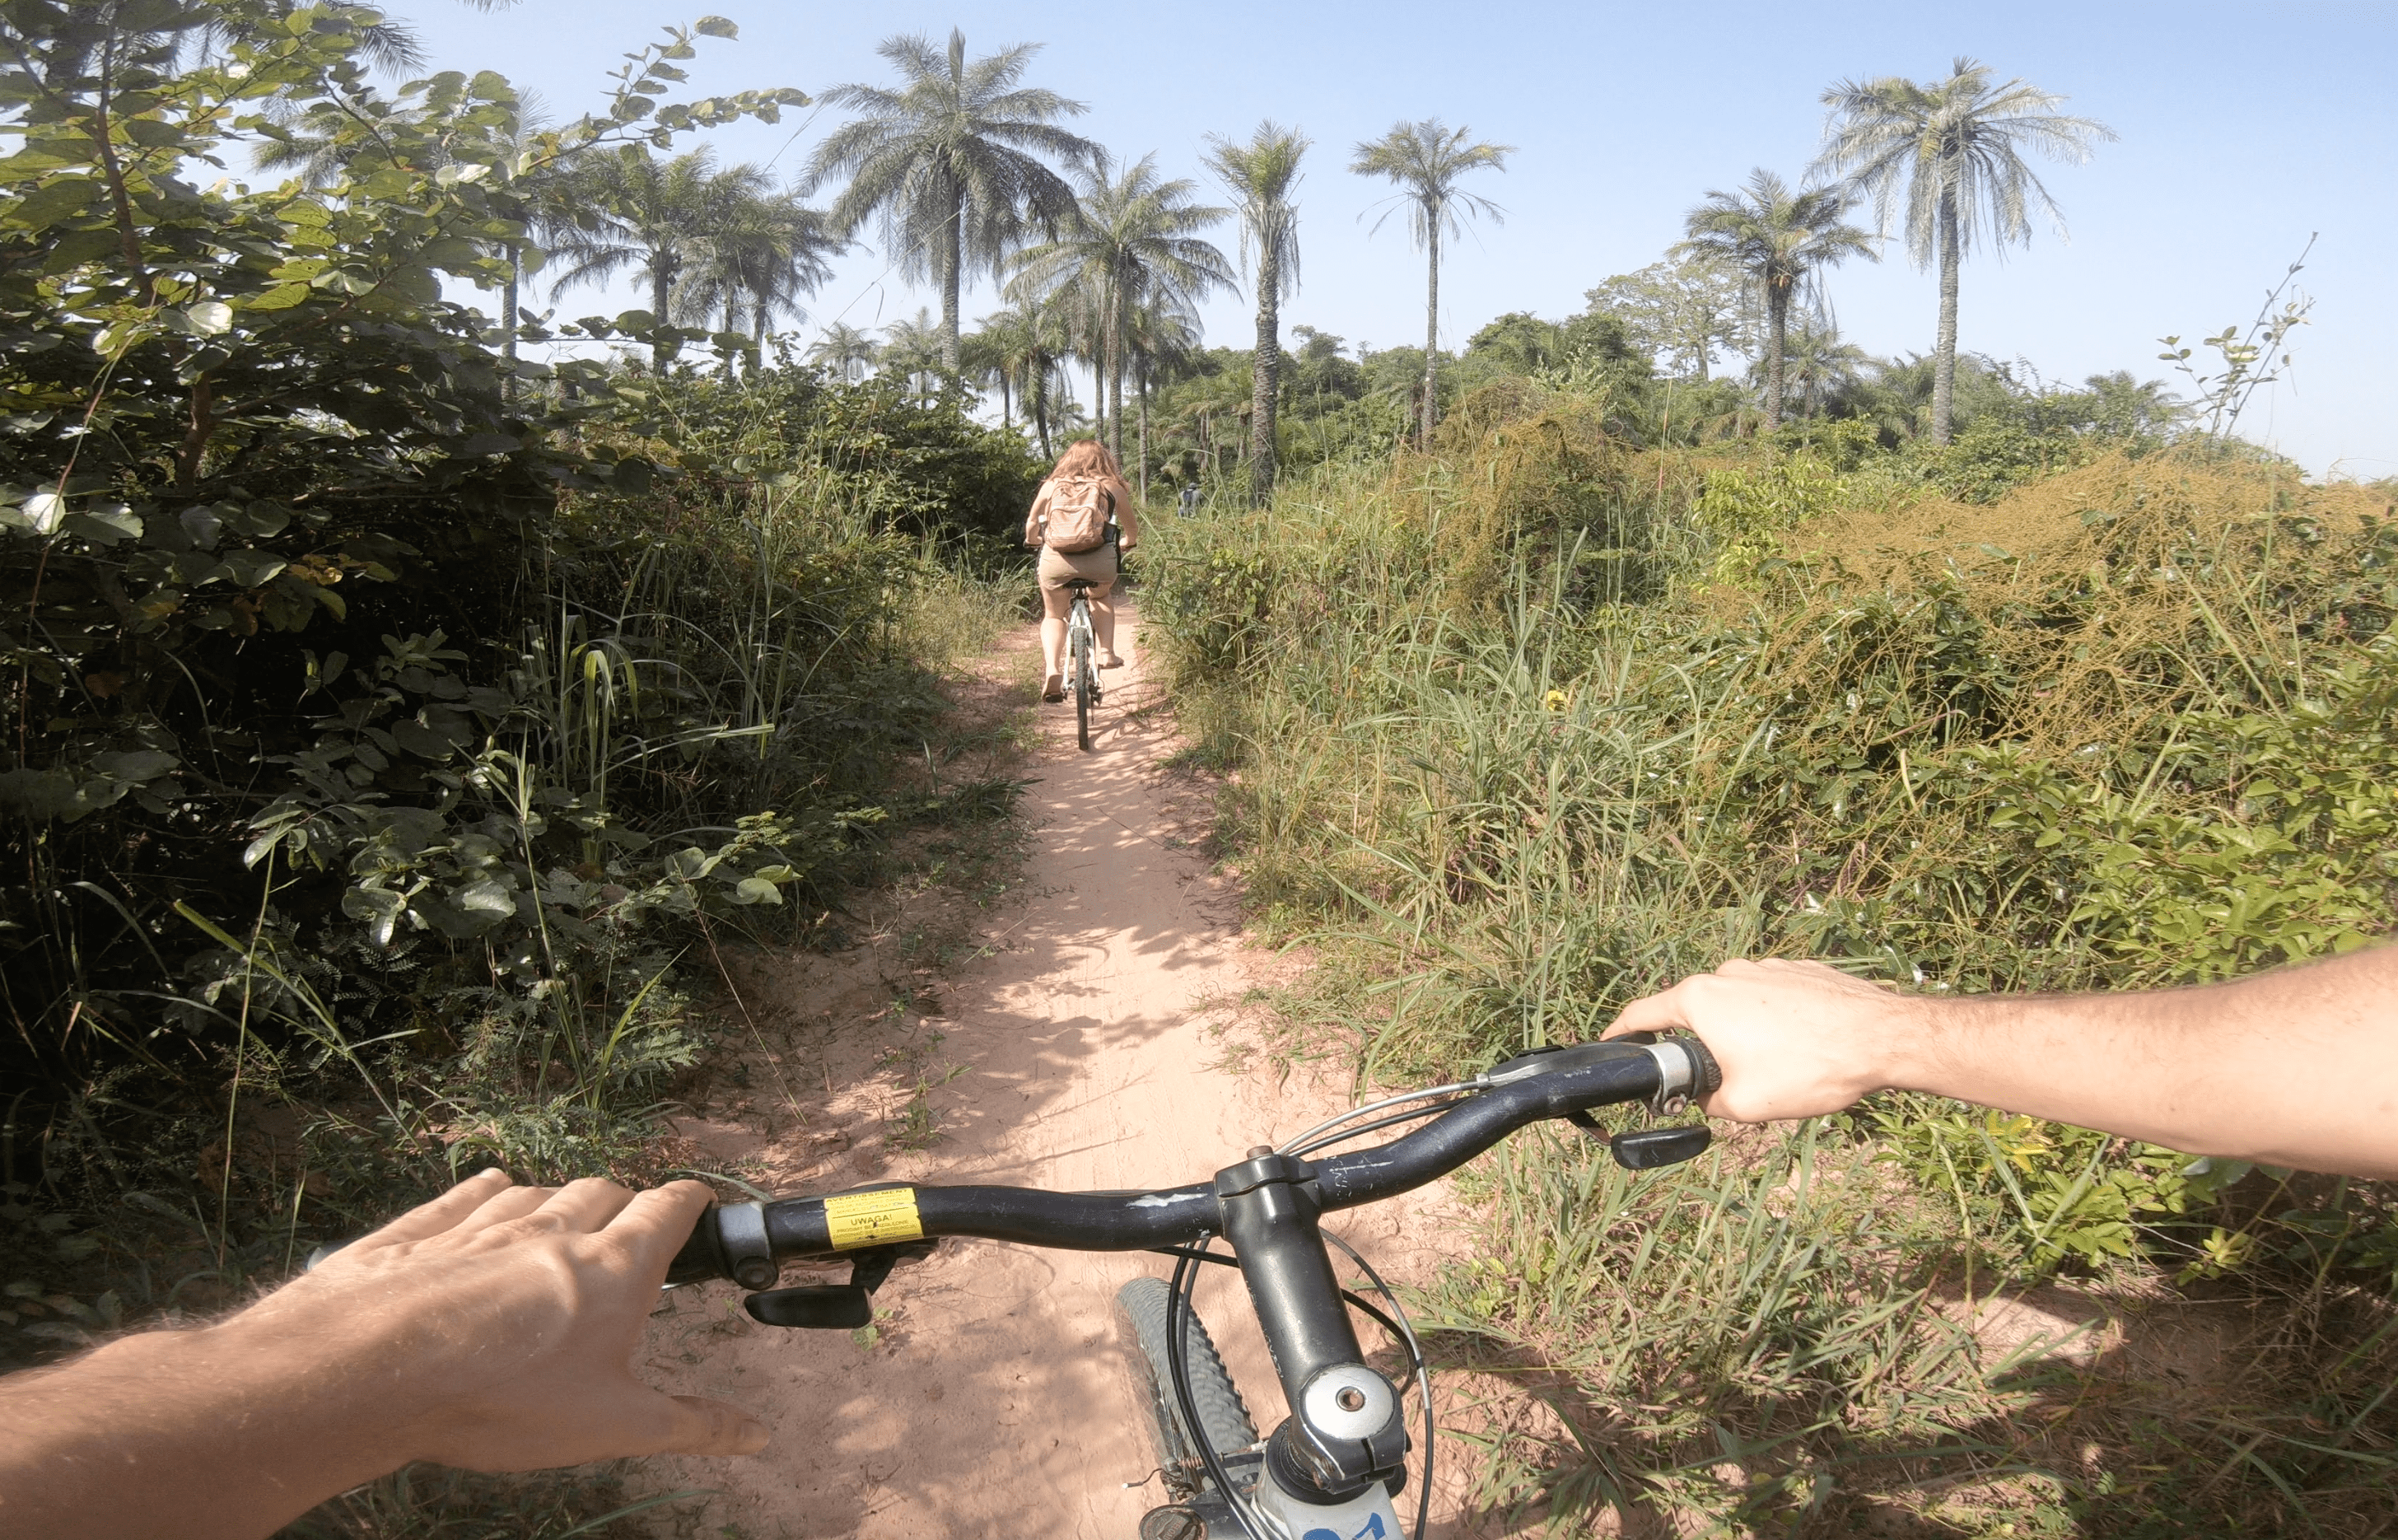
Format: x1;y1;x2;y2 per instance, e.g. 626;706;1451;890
1066;591;1096;680
1253;1476;1402;1538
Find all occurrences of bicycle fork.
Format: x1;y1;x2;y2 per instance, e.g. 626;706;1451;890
1214;1149;1407;1536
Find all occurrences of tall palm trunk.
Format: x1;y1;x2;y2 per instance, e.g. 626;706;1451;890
1763;282;1789;432
998;368;1012;429
1931;189;1960;446
1032;367;1052;458
939;180;963;381
1421;214;1440;444
649;254;674;371
1250;240;1281;504
1106;279;1125;462
501;247;520;402
1136;357;1150;500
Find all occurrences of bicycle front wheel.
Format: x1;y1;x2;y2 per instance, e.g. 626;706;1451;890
1114;1277;1258;1499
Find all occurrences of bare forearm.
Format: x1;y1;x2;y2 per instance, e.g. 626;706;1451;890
0;1175;762;1539
1899;948;2398;1175
0;1324;393;1539
1612;946;2398;1178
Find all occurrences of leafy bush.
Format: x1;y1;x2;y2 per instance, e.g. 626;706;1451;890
0;1;1034;1393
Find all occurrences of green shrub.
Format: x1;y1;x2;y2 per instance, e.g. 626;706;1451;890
1152;412;2398;1533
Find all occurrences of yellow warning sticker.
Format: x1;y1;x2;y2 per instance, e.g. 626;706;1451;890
822;1188;924;1250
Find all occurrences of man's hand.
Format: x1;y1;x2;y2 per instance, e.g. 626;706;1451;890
1606;958;1920;1122
0;1171;764;1540
1606;949;2398;1178
261;1169;767;1471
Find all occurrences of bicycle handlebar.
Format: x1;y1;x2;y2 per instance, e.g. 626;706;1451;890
668;1035;1717;1286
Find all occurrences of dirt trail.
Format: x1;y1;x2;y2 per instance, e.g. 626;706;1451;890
646;607;1463;1539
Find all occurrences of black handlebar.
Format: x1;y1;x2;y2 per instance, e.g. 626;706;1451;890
669;1035;1716;1286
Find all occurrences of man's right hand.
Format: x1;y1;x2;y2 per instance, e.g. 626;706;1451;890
1605;959;1922;1122
1607;949;2398;1180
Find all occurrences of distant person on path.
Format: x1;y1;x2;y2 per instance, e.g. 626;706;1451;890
1024;438;1136;702
1178;482;1199;516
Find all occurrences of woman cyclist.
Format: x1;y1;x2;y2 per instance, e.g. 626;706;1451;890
1024;439;1137;702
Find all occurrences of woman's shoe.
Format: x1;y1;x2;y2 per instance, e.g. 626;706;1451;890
1099;652;1124;670
1042;672;1065;702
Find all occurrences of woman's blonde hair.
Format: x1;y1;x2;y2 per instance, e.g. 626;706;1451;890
1050;438;1121;480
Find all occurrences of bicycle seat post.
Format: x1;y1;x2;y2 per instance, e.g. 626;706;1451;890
1212;1150;1408;1516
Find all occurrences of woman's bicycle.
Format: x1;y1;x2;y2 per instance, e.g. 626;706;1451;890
1064;575;1103;751
669;1034;1722;1539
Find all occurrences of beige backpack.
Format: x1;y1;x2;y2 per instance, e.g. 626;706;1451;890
1042;475;1116;553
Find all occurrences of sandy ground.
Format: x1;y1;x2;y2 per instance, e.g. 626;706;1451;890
644;607;1462;1540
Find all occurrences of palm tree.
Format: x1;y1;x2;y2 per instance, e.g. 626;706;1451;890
1813;58;2114;445
968;297;1059;436
1779;322;1872;420
1007;149;1233;463
880;309;944;399
683;198;847;343
1204;121;1308;503
807;321;878;383
547;146;775;369
1047;268;1110;445
959;316;1010;425
1016;297;1075;458
1682;170;1873;434
1124;295;1198;498
1349;119;1512;443
806;29;1096;380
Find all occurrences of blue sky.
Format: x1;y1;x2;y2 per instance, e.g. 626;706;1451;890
399;1;2396;477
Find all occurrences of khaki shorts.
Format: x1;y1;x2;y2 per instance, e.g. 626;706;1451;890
1038;542;1118;597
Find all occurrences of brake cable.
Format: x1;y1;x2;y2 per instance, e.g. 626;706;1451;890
1322;1228;1435;1540
1148;1245;1426;1384
1286;1096;1473;1158
1158;1232;1434;1540
1277;1080;1483;1156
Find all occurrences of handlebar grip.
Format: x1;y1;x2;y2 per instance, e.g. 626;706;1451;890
666;1202;772;1286
1680;1034;1724;1098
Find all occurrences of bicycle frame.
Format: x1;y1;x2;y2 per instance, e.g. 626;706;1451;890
671;1035;1720;1538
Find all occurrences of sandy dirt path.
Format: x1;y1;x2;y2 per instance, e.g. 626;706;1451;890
646;606;1463;1540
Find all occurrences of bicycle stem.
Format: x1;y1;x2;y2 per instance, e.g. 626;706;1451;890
1216;1147;1409;1503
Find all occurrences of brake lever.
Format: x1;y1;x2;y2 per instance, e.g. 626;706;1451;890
1494;1035;1719;1172
743;1238;935;1329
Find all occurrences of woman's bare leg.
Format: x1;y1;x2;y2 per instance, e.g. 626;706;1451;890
1092;594;1121;667
1038;584;1071;694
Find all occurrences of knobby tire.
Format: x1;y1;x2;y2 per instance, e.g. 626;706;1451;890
1115;1277;1257;1495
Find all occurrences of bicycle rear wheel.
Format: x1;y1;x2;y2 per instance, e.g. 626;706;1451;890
1071;614;1094;751
1114;1276;1259;1504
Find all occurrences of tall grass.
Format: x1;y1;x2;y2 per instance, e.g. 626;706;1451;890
1150;391;2398;1533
